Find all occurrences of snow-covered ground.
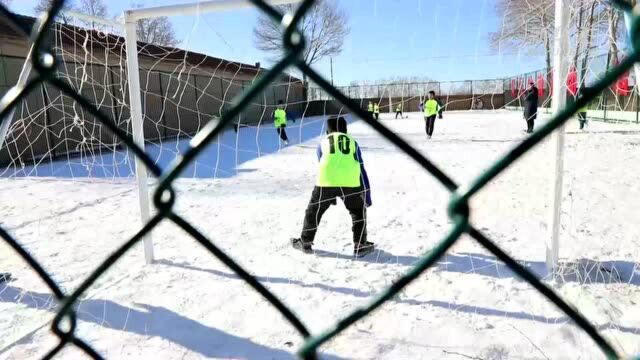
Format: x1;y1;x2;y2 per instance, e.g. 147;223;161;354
0;110;639;359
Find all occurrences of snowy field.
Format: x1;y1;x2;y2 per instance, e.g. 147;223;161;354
0;110;639;359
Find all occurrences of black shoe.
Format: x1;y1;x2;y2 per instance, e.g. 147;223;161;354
291;238;313;254
354;241;375;257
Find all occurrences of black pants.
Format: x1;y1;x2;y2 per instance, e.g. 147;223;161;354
578;112;587;129
425;115;436;136
525;114;536;133
395;111;402;119
368;111;373;119
374;112;379;120
300;186;367;245
277;126;288;142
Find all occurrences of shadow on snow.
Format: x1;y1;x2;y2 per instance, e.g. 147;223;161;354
4;115;348;179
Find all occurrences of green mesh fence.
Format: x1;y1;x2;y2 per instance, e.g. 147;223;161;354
0;0;639;359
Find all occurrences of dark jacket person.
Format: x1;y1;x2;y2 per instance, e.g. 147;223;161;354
523;81;538;134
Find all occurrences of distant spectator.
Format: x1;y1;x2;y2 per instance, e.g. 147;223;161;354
523;81;538;134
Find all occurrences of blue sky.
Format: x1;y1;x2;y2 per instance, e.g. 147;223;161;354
7;0;547;85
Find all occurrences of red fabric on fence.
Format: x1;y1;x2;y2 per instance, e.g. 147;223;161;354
537;73;544;97
511;78;516;97
567;67;578;96
616;73;629;96
615;59;630;96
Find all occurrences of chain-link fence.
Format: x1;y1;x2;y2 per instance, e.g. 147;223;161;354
313;51;640;125
0;0;639;359
504;52;640;124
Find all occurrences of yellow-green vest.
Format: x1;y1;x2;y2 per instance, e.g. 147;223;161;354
316;132;361;187
424;99;439;117
373;104;380;114
274;108;287;128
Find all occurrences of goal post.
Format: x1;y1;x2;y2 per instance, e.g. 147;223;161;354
118;0;301;264
547;0;570;273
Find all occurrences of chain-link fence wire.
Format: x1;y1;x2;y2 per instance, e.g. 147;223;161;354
504;51;640;123
0;0;639;359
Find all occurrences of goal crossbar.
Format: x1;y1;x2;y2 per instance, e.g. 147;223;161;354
124;0;301;21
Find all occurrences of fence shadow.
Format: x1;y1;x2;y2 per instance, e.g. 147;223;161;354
158;259;640;335
313;249;640;286
0;285;340;359
4;114;348;179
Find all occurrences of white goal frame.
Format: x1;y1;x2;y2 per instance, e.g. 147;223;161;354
65;0;301;264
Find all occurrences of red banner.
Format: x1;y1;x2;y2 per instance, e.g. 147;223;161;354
537;73;544;97
614;58;630;96
567;67;578;96
511;78;516;97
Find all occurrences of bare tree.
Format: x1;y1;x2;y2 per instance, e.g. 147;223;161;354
76;0;107;17
491;0;621;94
491;0;555;89
0;0;12;8
34;0;74;15
132;3;177;47
34;0;76;24
73;0;108;28
253;0;349;92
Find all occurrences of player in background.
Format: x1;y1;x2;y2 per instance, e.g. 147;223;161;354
577;87;589;130
291;116;375;257
436;96;444;119
395;102;403;119
418;99;424;114
367;101;374;119
424;91;441;139
274;100;289;145
373;102;380;120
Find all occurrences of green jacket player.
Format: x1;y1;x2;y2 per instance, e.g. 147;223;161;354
577;87;589;130
274;100;289;145
424;91;441;139
395;103;403;119
291;116;374;257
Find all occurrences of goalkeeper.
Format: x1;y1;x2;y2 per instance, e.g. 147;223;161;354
291;116;375;257
273;100;289;145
